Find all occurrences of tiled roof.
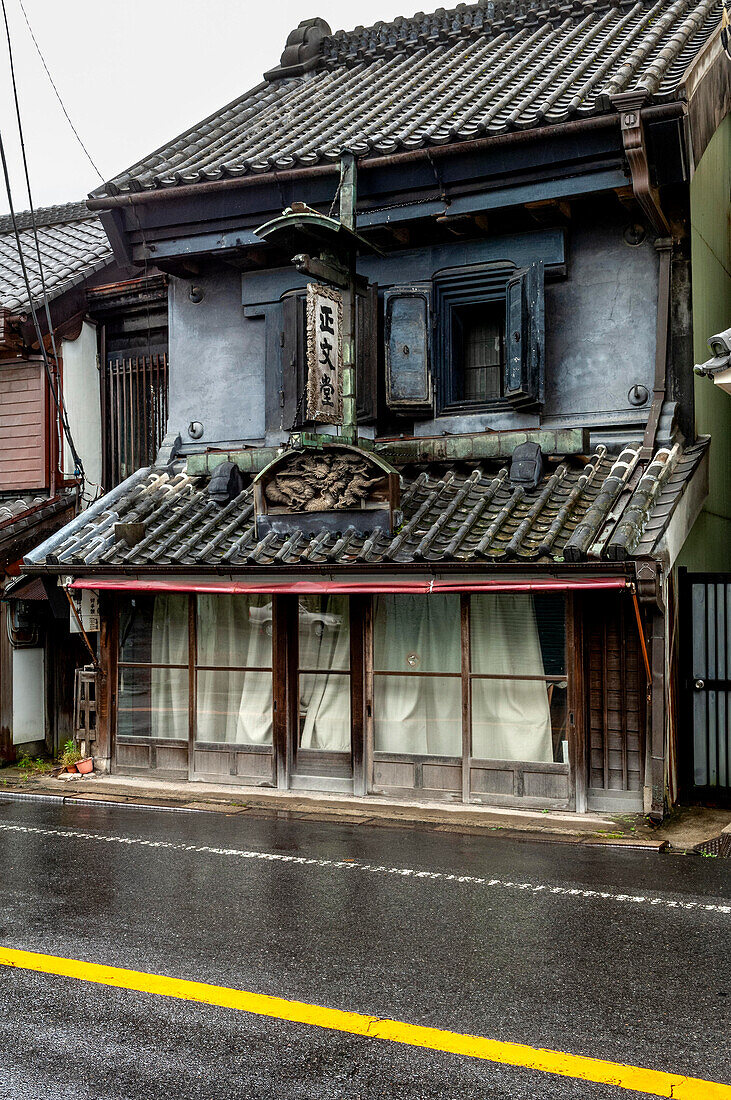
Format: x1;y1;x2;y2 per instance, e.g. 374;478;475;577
0;494;47;524
97;0;721;195
0;201;113;312
0;490;76;564
25;439;708;569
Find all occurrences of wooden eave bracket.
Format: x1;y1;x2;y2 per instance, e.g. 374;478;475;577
611;92;671;237
634;559;664;611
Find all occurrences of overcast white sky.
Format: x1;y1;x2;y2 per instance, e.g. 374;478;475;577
0;0;411;215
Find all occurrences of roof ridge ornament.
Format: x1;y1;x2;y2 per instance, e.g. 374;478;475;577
264;17;332;81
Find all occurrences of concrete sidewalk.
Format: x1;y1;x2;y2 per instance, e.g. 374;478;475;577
1;766;728;851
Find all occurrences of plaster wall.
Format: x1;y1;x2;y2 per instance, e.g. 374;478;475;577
543;216;658;424
61;321;102;492
168;271;266;448
166;208;659;448
679;115;731;572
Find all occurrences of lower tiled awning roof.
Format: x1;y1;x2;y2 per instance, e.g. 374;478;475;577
24;439;708;571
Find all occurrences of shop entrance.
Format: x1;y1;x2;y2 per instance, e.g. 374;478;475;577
289;595;355;792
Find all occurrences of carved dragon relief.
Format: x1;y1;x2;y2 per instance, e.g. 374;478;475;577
263;451;385;512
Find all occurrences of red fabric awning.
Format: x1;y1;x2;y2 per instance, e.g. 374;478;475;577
69;577;627;595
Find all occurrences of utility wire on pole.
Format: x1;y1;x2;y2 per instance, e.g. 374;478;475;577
0;0;86;486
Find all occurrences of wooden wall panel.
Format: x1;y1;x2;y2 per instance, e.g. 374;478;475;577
0;362;48;490
585;596;645;792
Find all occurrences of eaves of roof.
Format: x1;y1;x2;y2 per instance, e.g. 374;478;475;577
0;206;114;314
0;490;77;566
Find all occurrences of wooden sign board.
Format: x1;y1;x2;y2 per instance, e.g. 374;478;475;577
69;588;100;634
306;284;343;425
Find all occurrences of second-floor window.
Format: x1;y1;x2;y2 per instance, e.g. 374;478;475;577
384;260;545;419
452;300;505;403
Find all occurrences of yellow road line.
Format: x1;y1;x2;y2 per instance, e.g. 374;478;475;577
1;945;728;1099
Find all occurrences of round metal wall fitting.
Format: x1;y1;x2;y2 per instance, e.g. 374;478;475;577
188;421;204;439
189;285;204;303
623;223;646;246
628;384;650;407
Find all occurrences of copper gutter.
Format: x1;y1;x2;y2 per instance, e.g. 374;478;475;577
86;103;685;212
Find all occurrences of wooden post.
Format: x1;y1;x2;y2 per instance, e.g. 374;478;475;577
187;595;196;779
567;594;586;813
95;595;117;772
273;595;293;789
0;598;14;764
363;596;374;796
460;595;471;804
350;594;366;796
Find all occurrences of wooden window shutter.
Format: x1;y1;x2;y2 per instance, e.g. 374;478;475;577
504;260;544;407
384;285;433;416
356;283;378;424
280;294;307;430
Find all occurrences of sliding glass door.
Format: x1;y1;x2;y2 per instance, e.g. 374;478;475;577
193;593;275;784
290;595;354;790
112;589;573;807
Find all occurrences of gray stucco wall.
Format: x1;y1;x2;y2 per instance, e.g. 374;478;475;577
168;272;266;448
543;215;659;426
166;207;660;449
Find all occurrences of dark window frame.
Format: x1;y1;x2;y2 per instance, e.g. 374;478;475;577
434;262;519;416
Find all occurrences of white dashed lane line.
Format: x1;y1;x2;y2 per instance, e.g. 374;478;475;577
0;820;728;915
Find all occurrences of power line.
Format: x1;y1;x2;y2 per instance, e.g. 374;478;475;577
16;0;105;183
0;0;86;484
2;1;60;367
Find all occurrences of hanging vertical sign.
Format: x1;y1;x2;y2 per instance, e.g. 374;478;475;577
306;283;343;425
68;587;100;634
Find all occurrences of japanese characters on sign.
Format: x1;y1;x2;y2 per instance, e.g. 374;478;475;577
68;588;100;634
306;283;343;425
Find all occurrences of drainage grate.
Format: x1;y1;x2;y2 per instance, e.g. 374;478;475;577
695;834;731;857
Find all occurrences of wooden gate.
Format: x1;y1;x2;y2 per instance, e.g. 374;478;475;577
103;354;168;488
681;572;731;804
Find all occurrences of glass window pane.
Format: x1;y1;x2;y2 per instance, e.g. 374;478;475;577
196;669;272;744
298;596;349;670
196;594;272;668
297;597;351;752
374;674;461;756
374;594;460;673
117;665;188;740
119;594;188;665
470;593;565;676
471;679;567;763
299;672;350;751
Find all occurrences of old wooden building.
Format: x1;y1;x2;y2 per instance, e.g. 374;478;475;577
23;0;731;817
0;202;168;760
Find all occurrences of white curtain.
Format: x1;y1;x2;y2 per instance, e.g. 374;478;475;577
299;597;351;751
196;595;273;744
150;594;189;740
373;595;462;755
373;593;553;762
470;594;552;762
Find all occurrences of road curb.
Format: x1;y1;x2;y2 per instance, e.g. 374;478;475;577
0;783;672;848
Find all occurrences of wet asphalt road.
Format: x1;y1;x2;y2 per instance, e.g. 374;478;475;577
0;796;728;1100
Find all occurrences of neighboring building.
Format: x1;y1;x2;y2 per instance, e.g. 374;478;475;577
0;202;168;761
23;0;730;817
